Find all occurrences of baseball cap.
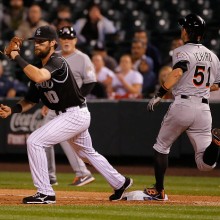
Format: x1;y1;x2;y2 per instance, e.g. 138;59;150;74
28;25;58;41
58;26;76;39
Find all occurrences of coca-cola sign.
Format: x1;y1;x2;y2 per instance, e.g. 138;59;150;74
10;109;44;132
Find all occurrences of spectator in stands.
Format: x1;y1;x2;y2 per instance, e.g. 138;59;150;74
131;39;156;98
153;65;173;100
162;37;184;67
2;0;28;39
74;4;117;48
171;37;184;51
15;4;49;39
0;61;16;97
92;43;118;71
134;29;162;75
112;54;143;99
13;78;29;97
52;5;73;31
92;54;114;98
138;57;157;98
0;60;28;97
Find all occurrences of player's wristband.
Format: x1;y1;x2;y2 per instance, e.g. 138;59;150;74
11;104;22;114
157;84;169;98
14;55;29;69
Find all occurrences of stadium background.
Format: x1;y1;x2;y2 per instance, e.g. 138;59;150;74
1;0;220;61
0;0;220;167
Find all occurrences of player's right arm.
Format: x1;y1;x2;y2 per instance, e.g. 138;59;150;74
0;80;40;119
163;68;183;90
147;63;184;112
0;99;36;119
41;105;49;117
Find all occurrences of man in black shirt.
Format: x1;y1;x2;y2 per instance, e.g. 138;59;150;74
0;25;132;204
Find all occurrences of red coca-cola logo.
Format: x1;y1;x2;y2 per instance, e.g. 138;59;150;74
10;109;44;132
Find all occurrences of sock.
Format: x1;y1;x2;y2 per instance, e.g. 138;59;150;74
154;149;168;192
203;142;220;166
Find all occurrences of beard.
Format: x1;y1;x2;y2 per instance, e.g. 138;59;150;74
35;46;51;59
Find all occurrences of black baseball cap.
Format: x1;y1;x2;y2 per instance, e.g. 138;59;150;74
58;26;76;39
28;25;58;41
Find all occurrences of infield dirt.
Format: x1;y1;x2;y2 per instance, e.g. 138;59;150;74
0;163;219;206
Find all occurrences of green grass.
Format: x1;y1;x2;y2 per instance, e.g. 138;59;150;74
0;205;220;220
0;171;220;220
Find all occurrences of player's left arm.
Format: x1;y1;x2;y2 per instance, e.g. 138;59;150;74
10;51;51;83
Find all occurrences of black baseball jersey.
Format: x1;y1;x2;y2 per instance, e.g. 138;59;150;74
25;53;85;111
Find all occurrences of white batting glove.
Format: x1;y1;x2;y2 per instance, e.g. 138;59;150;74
147;95;162;112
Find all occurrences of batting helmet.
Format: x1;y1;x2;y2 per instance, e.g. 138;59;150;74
58;26;76;39
178;14;206;41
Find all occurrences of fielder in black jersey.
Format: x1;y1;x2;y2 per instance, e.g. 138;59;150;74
26;52;85;112
0;25;133;204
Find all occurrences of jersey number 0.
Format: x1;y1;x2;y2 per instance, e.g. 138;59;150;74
44;91;60;103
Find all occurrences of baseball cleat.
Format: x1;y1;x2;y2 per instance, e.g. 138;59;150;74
212;128;220;147
109;177;133;201
22;192;56;204
70;175;95;186
144;186;166;201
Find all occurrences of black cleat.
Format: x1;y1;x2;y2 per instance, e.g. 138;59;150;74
109;177;133;201
144;186;165;201
22;192;56;204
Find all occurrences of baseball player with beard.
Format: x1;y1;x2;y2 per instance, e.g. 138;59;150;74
42;26;96;186
0;25;133;204
145;14;220;200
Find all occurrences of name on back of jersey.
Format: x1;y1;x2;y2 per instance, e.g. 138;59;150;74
194;52;212;62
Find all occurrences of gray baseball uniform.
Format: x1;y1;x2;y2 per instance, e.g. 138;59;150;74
44;49;97;182
154;43;220;171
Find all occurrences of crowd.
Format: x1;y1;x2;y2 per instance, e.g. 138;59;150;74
0;0;219;100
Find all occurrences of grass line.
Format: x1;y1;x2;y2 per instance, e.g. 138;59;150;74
0;172;220;219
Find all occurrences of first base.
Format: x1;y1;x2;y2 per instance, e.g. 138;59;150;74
122;190;168;201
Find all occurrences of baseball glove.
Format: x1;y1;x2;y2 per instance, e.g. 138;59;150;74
3;36;23;59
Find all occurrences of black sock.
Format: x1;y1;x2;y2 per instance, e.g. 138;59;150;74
203;142;220;166
154;149;168;192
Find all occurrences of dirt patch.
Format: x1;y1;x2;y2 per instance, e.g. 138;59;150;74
0;163;219;206
0;189;219;206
